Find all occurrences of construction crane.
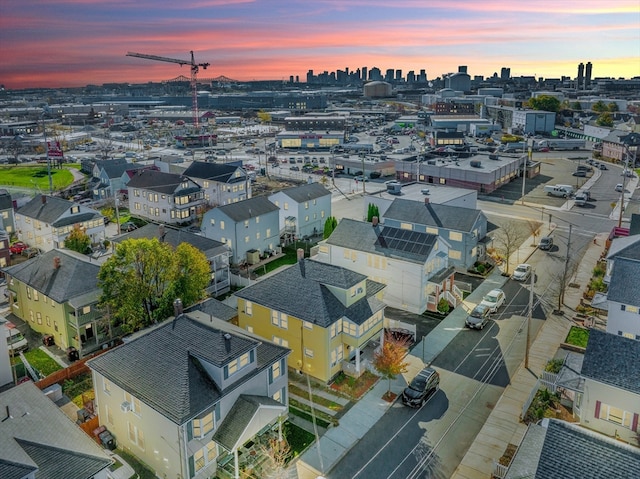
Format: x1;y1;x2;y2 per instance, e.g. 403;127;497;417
126;51;210;130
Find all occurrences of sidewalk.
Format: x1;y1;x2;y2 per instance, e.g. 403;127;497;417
296;220;602;479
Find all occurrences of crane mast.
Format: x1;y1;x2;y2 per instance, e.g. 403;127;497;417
126;51;210;130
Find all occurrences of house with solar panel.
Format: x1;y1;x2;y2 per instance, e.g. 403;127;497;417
314;217;458;314
88;308;290;479
235;255;387;383
268;183;331;241
381;197;488;269
183;161;251;206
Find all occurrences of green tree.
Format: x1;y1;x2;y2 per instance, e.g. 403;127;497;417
65;224;91;254
323;216;338;239
570;101;582;111
373;331;410;398
257;110;272;123
592;100;607;113
98;238;209;333
607;102;619;112
437;298;451;315
528;95;561;112
367;203;380;222
596;112;614;127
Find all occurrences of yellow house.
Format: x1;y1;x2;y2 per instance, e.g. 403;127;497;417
235;257;386;383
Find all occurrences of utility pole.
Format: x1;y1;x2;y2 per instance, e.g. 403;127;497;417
524;266;534;369
560;224;573;307
618;146;630;227
41;114;53;194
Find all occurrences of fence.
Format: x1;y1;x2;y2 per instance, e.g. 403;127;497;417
79;415;101;443
520;372;559;420
492;461;509;479
35;348;111;390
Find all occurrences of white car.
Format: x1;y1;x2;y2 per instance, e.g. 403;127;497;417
512;264;532;282
480;289;506;313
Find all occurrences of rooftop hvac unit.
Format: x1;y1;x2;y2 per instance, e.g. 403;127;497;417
489;154;499;160
470;160;482;168
427;160;436;165
121;401;131;413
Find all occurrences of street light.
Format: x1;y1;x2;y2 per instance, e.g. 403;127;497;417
41;109;53;194
521;136;533;205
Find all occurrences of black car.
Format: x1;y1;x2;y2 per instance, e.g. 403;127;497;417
401;367;440;407
539;236;553;251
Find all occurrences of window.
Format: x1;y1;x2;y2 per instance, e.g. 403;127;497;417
449;231;463;242
331;345;344;367
283;202;289;210
124;392;142;416
194;449;205;472
596;402;633;428
245;301;252;315
210;218;215;226
193;412;214;437
272;336;289;348
103;378;112;394
426;226;438;235
271;311;288;329
33;290;39;301
245;235;250;243
244;220;249;228
255;216;260;223
449;250;462;260
303;321;313;330
29;310;34;322
304;201;309;209
343;321;358;336
36;312;42;324
270;360;282;383
400;222;413;230
304;347;314;358
220;220;225;230
330;320;342;338
256;232;261;239
105;404;113;425
266;228;271;237
319;245;329;254
206;441;216;461
246;325;254;333
46;316;51;327
82;305;91;314
128;422;145;450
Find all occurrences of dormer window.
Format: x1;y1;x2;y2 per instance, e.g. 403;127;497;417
70;206;79;214
223;351;254;379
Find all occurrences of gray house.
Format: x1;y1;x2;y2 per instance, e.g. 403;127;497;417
202;196;280;265
0;188;15;234
182;161;251;206
382;197;487;269
90;159;150;199
88;311;290;479
268;183;331;240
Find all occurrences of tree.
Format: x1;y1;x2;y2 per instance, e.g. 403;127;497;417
323;216;338;239
607;102;619;112
65;224;91;254
596;112;614;127
373;331;410;399
98;238;209;333
257;110;272;124
527;220;542;246
528;95;561;112
367;203;380;222
570;101;582;111
491;220;529;275
258;432;293;479
592;100;607;113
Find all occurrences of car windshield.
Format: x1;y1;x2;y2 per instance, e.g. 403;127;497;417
409;375;428;391
516;266;528;273
471;307;487;318
483;293;499;303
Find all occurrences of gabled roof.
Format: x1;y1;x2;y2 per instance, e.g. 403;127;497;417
606;234;640;261
383;198;483;232
0;382;111;479
88;313;289;424
0;190;12;210
2;249;100;303
16;195;76;224
126;169;197;194
581;329;640;395
606;257;640;307
271;182;331;203
325;218;439;263
235;259;386;328
185;298;237;323
101;161;145;179
183;161;247;184
216;196;280;222
114;223;228;256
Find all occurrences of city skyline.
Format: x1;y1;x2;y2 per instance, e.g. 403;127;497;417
1;0;639;89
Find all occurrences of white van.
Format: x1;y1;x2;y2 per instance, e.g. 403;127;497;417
3;323;28;353
544;185;570;198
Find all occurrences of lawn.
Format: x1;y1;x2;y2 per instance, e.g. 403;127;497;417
23;348;63;377
0;165;75;190
565;326;589;348
284;421;316;457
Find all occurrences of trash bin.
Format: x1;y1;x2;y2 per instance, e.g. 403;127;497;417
42;335;55;346
66;347;79;362
99;429;117;450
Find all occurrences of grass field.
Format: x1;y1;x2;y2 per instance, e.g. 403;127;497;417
0;165;75;190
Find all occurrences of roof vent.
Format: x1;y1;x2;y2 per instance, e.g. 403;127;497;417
223;333;232;340
470;160;482;168
173;298;183;316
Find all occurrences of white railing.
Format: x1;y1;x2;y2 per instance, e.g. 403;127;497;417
453;283;463;300
492;461;509;479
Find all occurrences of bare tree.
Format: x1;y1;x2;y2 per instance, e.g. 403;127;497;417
258;432;294;479
492;220;530;275
527;220;542;246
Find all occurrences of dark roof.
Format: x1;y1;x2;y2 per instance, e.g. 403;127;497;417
88;313;289;424
235;259;386;328
114;223;228;256
2;249;100;303
383;198;483;232
275;183;331;203
101;161;144;179
0;382;111;479
183;161;247;183
16;195;76;224
581;328;640;394
52;211;102;228
0;190;12;210
325;218;439;263
217;196;280;222
534;419;640;479
606;258;640;307
185;298;238;322
126;169;197;194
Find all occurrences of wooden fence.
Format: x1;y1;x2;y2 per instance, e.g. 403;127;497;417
79;416;101;443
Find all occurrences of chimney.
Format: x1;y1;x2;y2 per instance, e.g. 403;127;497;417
173;298;183;317
53;257;61;269
297;248;305;262
41;195;47;204
424;197;430;204
223;333;232;352
372;216;379;226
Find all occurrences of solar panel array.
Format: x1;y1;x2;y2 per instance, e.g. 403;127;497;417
376;227;434;257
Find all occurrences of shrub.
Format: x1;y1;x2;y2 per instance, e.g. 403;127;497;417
437;298;451;315
545;358;564;373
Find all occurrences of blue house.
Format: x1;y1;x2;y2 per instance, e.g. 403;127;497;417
202;196;280;265
268;183;331;241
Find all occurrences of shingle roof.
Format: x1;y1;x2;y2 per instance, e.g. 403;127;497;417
183;161;247;184
126;169;196;194
101;161;143;179
0;382;111;479
217;196;280;222
2;249;100;303
16;195;75;224
114;223;228;256
88;313;289;424
0;190;12;210
606;257;640;307
325;218;438;263
581;328;640;394
235;259;386;328
535;419;640;478
185;298;237;322
275;183;331;202
383;198;483;232
606;235;640;261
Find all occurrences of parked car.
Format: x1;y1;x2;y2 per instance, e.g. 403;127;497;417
572;170;587;177
512;263;532;282
465;304;492;330
401;367;440;407
290;165;300;171
354;175;368;182
120;221;138;232
9;242;28;255
479;289;506;313
3;323;28;353
539;236;554;251
598;163;608;170
615;183;624;193
22;247;42;259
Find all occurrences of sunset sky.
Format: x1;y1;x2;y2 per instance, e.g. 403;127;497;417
1;0;639;89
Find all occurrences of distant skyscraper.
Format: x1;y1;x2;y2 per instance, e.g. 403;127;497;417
385;69;394;82
585;62;593;88
307;69;314;83
500;67;510;80
407;71;415;83
361;67;367;82
577;63;585;89
458;65;468;74
419;70;427;82
370;67;382;81
395;69;402;81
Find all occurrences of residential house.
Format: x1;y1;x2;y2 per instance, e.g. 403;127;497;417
382;197;488;269
576;329;640;444
127;169;204;225
89;159;151;200
235;257;387;383
268;183;331;240
183;161;251;206
114;223;232;297
88;310;290;479
0;381;113;479
503;419;640;479
0;228;9;271
603;234;640;339
202;196;280;265
0;188;15;234
2;249;120;356
315;218;457;314
14;195;106;252
601;130;640;165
